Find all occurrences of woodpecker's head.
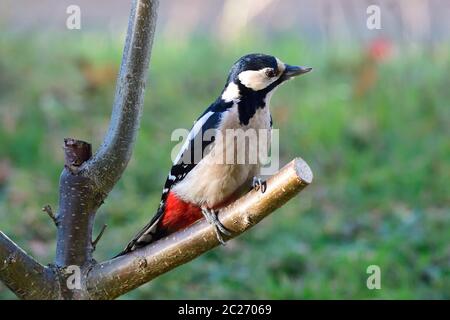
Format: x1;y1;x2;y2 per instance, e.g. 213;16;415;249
221;53;312;102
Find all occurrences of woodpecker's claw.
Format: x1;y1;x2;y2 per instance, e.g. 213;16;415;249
201;208;232;245
252;176;267;193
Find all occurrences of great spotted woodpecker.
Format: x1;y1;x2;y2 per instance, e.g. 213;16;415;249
118;53;311;255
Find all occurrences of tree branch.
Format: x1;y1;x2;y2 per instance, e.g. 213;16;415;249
51;0;159;299
91;224;108;251
55;138;96;268
0;232;59;299
86;158;313;299
81;0;158;194
42;205;58;226
1;0;158;299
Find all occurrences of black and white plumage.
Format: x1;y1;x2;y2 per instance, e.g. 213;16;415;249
118;53;312;255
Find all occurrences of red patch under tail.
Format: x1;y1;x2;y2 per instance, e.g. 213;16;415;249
156;190;241;240
158;191;203;236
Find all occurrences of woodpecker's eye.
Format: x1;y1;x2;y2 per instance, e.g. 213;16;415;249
265;69;276;78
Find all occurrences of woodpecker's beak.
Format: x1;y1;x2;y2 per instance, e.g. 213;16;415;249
282;65;312;80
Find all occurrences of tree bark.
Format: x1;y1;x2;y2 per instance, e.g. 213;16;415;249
55;138;94;269
80;0;157;195
0;232;59;299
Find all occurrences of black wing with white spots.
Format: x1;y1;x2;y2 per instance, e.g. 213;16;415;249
158;108;226;208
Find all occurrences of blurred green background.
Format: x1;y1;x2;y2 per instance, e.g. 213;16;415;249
0;0;449;299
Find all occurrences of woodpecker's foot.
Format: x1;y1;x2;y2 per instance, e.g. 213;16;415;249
252;176;267;193
201;207;232;245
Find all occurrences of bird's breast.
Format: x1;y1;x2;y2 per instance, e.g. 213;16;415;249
172;104;271;208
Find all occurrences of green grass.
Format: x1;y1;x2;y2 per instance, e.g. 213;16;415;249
0;32;449;299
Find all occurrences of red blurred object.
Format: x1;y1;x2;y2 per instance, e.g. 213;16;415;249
353;37;393;99
368;37;392;62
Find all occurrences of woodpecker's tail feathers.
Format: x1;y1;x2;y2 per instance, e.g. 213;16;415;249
114;212;163;258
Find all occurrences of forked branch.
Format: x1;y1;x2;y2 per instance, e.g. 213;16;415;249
0;0;159;299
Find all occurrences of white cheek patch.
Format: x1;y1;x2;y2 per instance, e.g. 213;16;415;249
238;68;278;91
276;58;286;75
221;82;241;102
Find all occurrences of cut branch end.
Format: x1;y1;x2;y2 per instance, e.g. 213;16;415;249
63;138;92;172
